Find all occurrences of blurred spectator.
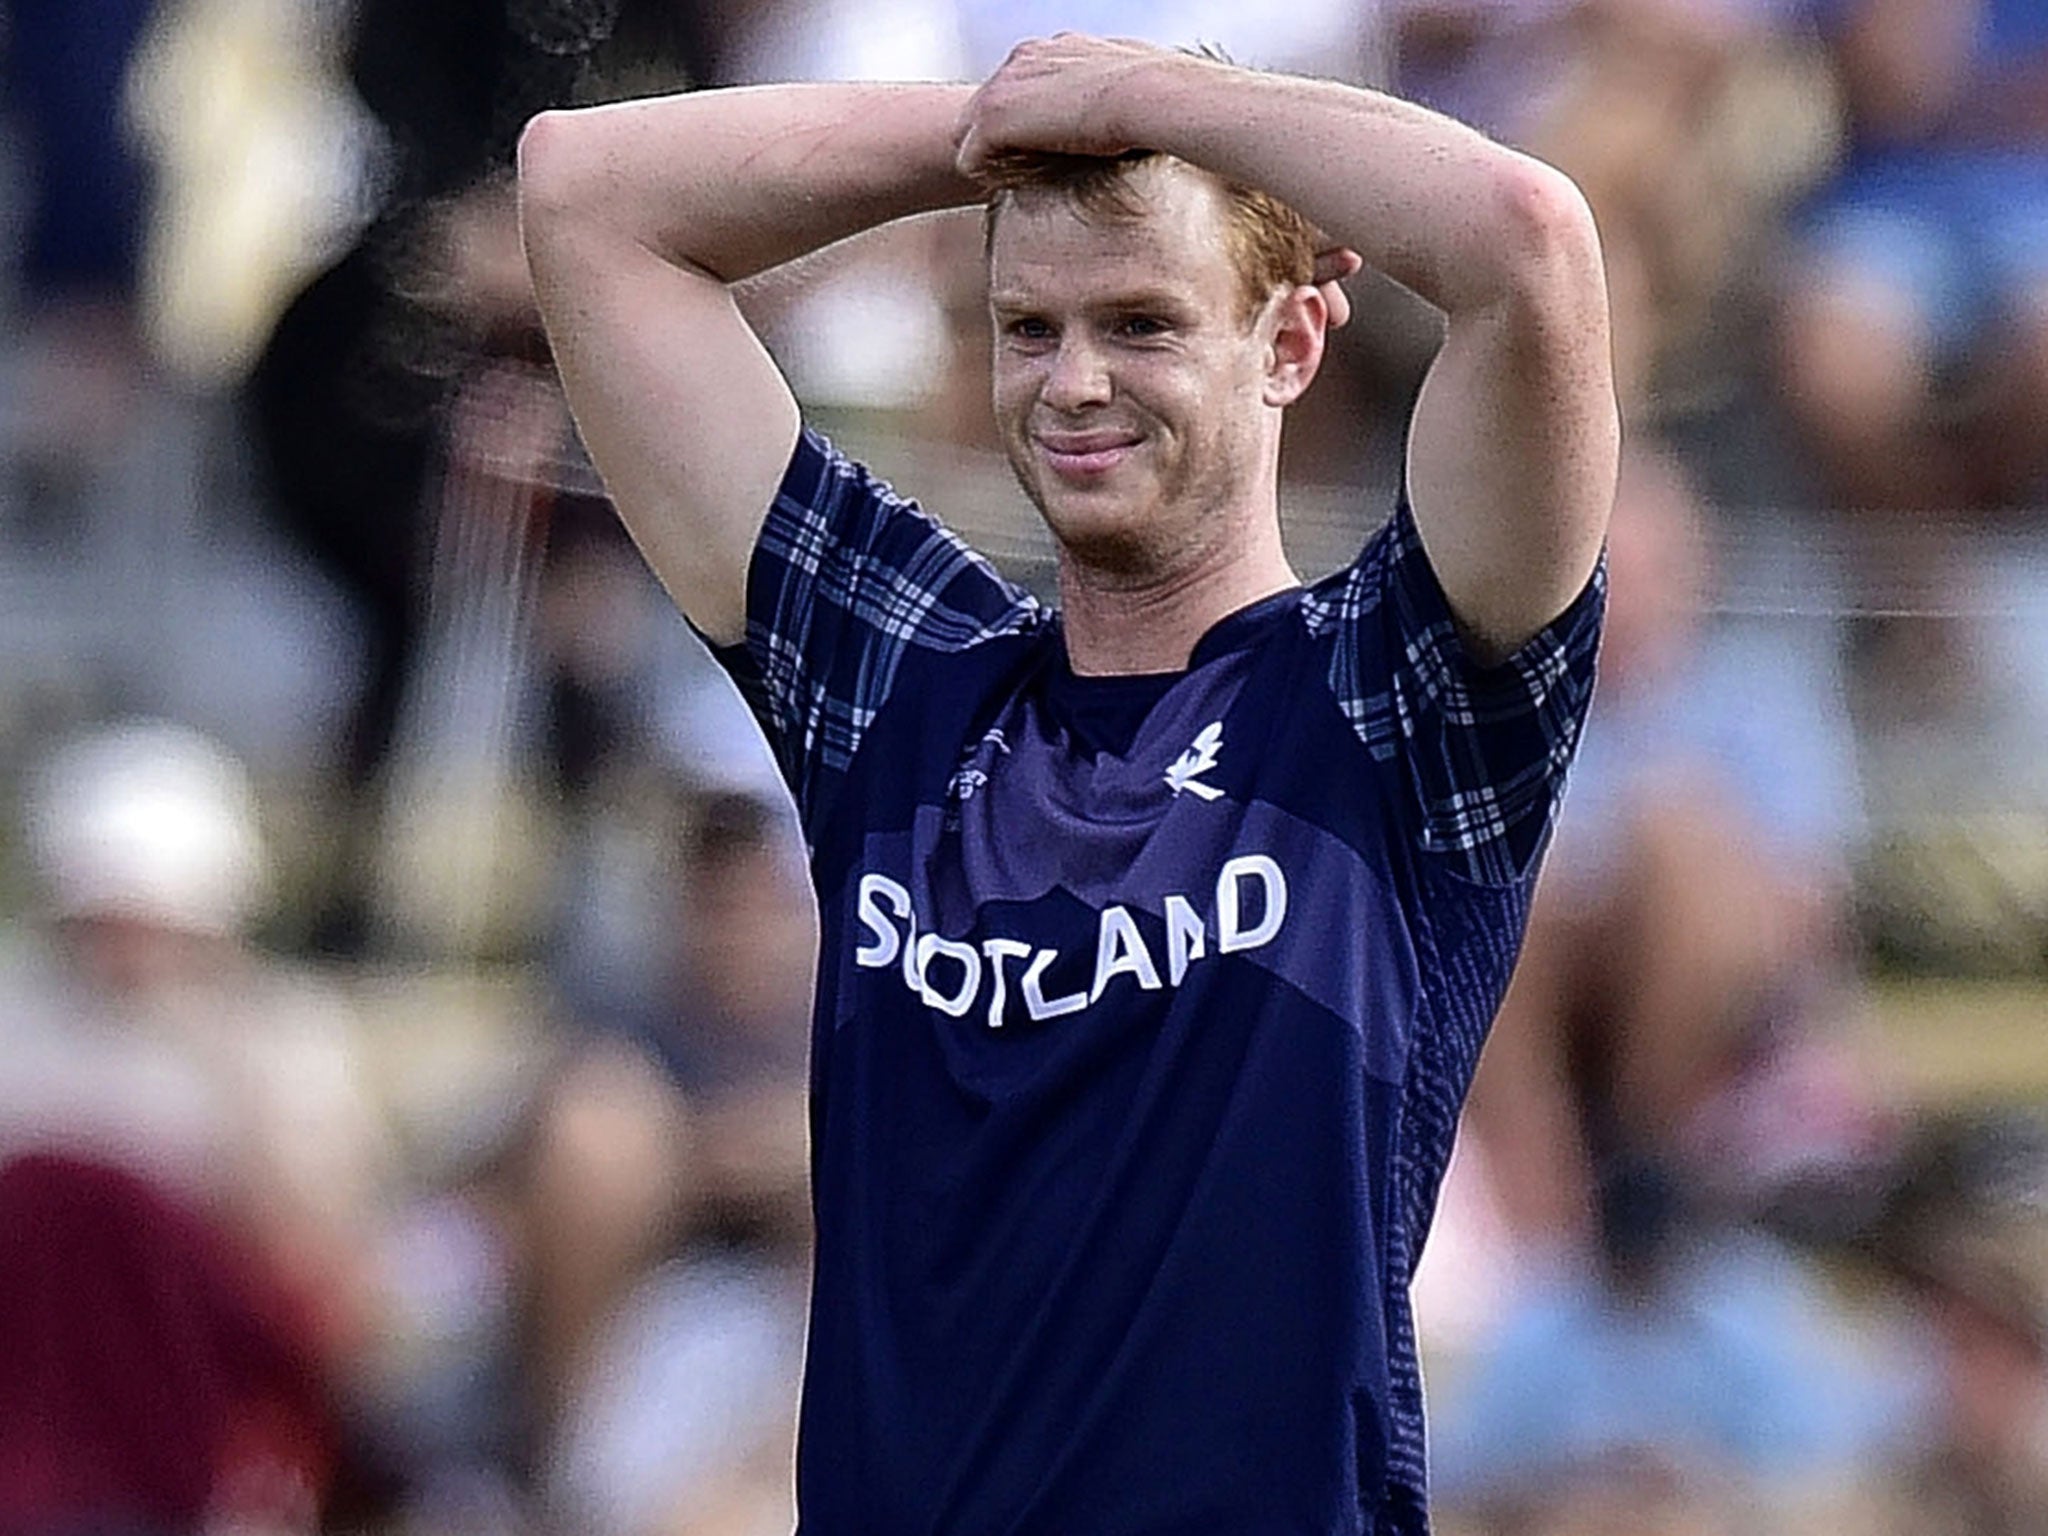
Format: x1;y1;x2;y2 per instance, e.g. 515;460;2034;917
524;788;811;1391
248;0;728;957
1430;1159;1907;1529
0;718;394;1529
0;0;161;530
1389;0;1833;420
0;1153;339;1535
1450;443;1877;1266
1769;2;2048;977
376;788;815;1533
1856;1112;2048;1534
247;28;551;952
1778;0;2048;517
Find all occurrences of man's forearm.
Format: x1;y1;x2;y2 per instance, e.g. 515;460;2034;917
514;81;981;646
1103;56;1595;319
518;82;980;285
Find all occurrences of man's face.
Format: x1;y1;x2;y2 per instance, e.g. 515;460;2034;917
987;164;1278;575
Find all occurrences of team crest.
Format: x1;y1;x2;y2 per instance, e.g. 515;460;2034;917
1165;721;1226;800
947;726;1011;807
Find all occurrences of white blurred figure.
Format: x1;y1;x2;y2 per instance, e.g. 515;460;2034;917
543;1252;808;1536
0;718;393;1527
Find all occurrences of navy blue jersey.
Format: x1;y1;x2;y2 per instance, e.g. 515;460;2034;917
713;428;1603;1535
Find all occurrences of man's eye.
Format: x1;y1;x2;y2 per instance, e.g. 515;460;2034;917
1118;315;1170;339
1006;317;1054;341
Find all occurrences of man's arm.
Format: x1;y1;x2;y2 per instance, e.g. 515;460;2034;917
959;38;1618;664
518;84;979;643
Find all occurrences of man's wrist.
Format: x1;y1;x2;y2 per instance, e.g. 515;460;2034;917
1116;48;1302;186
1106;49;1218;156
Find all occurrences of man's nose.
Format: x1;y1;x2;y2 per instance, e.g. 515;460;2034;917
1042;336;1112;411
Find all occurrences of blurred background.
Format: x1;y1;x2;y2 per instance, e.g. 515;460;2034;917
2;1;2047;1532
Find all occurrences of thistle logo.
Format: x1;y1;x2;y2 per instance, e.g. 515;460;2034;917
947;727;1010;804
1165;721;1225;801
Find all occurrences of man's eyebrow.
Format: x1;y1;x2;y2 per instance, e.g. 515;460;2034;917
1098;287;1199;313
988;287;1199;315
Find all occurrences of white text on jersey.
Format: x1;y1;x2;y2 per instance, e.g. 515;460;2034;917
852;855;1288;1028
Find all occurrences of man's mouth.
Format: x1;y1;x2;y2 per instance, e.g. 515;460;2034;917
1033;429;1143;479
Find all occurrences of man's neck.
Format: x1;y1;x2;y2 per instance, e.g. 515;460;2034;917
1056;528;1299;676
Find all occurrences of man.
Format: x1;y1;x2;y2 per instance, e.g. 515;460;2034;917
519;33;1615;1534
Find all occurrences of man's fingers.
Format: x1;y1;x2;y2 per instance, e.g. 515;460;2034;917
1309;247;1361;330
955;32;1159;167
1311;247;1364;286
954;82;989;172
1320;280;1353;331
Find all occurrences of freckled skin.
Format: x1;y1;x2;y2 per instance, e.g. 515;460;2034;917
987;162;1282;585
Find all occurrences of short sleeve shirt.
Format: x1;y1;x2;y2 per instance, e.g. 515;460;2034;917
712;427;1604;1535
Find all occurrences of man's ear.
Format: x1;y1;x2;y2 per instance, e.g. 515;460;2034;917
1262;285;1327;408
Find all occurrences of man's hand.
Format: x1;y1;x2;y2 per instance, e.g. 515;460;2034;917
958;34;1364;328
955;33;1179;173
1312;246;1364;331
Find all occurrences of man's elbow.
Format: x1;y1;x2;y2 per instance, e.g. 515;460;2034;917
516;109;599;237
1486;159;1607;321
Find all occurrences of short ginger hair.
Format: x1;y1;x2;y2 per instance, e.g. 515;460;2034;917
980;149;1318;323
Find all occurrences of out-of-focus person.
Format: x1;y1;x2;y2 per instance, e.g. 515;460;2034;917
1443;443;1875;1269
1778;0;2048;517
1856;1113;2048;1536
247;0;715;958
1388;0;1833;420
1772;0;2048;971
0;718;393;1532
1428;1159;1909;1531
518;788;813;1536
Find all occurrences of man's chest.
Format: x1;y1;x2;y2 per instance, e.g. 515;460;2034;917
811;632;1420;1086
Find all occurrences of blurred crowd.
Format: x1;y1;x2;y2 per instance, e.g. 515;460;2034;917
2;1;2048;1533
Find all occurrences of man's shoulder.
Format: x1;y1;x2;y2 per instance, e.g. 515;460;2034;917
764;426;1045;641
1298;503;1411;639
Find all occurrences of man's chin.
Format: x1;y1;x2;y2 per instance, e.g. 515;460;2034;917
1004;449;1156;561
1031;496;1163;575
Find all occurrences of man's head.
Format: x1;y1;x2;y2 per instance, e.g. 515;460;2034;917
983;150;1318;324
980;151;1328;577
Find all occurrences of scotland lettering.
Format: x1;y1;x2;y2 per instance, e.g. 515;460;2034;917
854;855;1288;1029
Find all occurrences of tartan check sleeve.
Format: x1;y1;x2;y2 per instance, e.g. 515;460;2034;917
717;427;1040;828
1304;498;1605;885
